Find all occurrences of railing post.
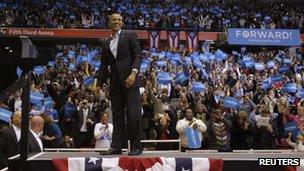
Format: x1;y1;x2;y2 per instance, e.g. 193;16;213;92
178;140;182;152
127;140;131;153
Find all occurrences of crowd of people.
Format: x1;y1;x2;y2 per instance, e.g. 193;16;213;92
0;43;303;157
0;0;304;31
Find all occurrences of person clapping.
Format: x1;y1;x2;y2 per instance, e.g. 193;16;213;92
94;112;113;149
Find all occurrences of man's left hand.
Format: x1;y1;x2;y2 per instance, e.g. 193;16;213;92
192;123;198;129
125;72;136;88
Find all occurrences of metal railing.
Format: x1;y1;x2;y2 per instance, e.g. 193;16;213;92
185;149;295;153
44;148;128;152
44;139;182;153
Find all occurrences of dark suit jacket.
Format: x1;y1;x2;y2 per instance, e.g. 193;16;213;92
8;99;15;112
0;127;19;168
97;30;142;90
28;131;43;153
76;109;95;132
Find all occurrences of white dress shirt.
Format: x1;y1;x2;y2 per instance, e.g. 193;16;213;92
80;109;89;132
30;129;43;151
110;29;121;58
12;125;21;142
14;99;22;112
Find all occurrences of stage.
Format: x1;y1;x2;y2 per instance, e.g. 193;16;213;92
7;150;303;171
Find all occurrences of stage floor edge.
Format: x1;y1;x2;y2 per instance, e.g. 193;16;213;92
8;151;304;171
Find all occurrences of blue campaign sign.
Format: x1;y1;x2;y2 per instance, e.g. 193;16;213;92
223;96;240;109
270;75;283;84
192;82;205;92
282;83;298;93
185;127;201;149
0;108;13;123
228;28;301;46
284;121;299;142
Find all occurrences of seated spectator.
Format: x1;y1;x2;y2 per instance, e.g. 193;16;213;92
176;108;207;151
93;112;113;149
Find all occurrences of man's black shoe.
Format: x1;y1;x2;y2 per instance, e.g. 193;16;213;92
100;148;122;155
128;149;143;156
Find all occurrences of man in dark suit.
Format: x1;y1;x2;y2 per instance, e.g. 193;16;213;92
29;116;44;153
75;99;95;148
98;13;143;155
0;111;21;169
8;91;22;112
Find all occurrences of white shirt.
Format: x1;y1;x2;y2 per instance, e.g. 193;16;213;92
176;118;207;148
110;29;121;58
94;123;113;149
80;109;89;132
14;99;22;112
30;129;43;151
138;18;144;26
12;125;21;142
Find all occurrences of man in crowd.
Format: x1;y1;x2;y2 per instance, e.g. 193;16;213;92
176;108;207;151
75;99;95;148
207;109;231;151
0;111;21;169
29;116;44;153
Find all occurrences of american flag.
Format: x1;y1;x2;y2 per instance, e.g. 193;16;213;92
52;157;223;171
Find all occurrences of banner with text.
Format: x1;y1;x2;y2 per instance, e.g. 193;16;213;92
228;28;301;46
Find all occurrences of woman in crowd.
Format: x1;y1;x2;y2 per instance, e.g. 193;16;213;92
252;108;277;149
93;112;113;149
40;114;64;148
153;113;172;150
231;111;253;149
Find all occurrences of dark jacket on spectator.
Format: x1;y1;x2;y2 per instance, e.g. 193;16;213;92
206;118;231;150
252;125;277;149
231;123;253;149
0;127;19;169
